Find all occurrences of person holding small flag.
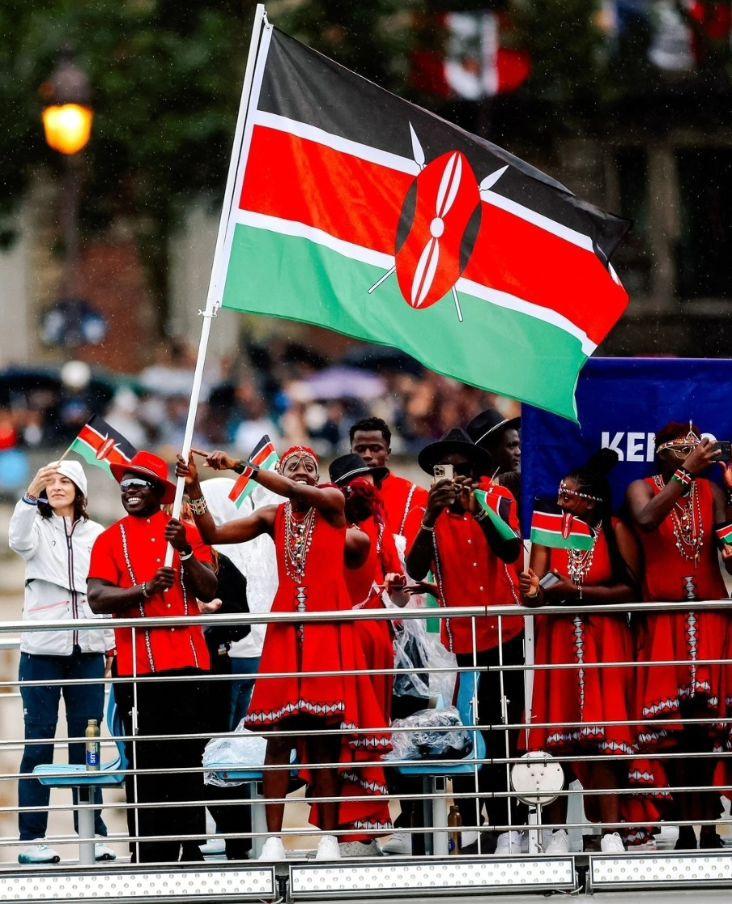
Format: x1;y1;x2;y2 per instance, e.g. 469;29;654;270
405;428;523;854
519;449;642;854
175;445;392;862
86;451;218;863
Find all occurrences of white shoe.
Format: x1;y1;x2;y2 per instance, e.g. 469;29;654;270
544;829;570;854
377;832;412;856
495;830;528;855
339;840;378;857
258;836;287;862
315;834;341;861
600;832;625;853
18;840;60;865
94;838;116;861
199;838;226;856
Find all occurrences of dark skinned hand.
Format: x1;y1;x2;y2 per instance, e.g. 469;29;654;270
425;478;456;525
194;449;239;472
682;438;721;476
540;570;578;602
147;567;176;594
165;518;190;552
175;454;199;487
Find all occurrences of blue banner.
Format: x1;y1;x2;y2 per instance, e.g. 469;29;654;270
521;357;732;528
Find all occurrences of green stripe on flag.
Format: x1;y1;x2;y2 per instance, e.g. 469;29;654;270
474;489;518;542
69;438;113;474
222;225;585;420
530;526;595;551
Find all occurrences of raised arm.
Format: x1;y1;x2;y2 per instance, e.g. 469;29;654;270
175;455;277;543
406;479;454;580
627;440;720;532
253;467;346;525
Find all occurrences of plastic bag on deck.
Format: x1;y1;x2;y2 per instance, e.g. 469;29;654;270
203;721;267;787
392;597;457;707
386;706;473;762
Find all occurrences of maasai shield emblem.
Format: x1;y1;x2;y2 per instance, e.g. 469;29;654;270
395;149;481;315
368;124;507;322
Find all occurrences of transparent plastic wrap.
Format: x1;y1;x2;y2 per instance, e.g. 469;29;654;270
387;706;473;762
392;596;457;707
202;721;267;788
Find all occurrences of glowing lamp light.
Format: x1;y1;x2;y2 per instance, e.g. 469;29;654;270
42;103;93;156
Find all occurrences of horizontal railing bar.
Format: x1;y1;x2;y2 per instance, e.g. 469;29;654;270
5;710;732;747
3;749;732;782
3;782;731;817
1;598;731;635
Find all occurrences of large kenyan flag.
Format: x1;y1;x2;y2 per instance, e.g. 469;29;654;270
218;23;629;420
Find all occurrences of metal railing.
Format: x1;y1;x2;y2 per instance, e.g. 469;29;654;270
1;601;731;885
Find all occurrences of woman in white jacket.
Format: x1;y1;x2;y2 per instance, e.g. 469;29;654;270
9;459;116;865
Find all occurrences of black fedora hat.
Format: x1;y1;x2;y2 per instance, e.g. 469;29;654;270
417;428;493;476
465;408;521;449
329;453;388;486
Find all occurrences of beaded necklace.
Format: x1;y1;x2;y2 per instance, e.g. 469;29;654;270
284;502;316;612
567;524;600;585
652;474;704;564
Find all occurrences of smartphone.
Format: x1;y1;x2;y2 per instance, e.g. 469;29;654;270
713;441;732;461
539;572;561;590
433;463;454;484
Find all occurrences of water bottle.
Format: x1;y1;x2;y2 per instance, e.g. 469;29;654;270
85;719;100;771
448;804;462;855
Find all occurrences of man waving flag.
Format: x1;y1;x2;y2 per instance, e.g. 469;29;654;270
215;15;629;421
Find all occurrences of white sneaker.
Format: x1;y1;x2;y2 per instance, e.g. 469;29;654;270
600;832;625;853
339;840;378;857
18;840;61;865
544;829;570;854
94;838;116;861
199;838;226;856
495;830;528;855
258;836;287;862
377;832;412;856
315;834;341;861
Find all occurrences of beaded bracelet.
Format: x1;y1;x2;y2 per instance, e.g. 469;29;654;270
141;582;151;599
233;460;246;474
420;521;435;533
473;509;487;523
22;494;38;506
179;548;193;562
670;467;693;488
188;495;208;516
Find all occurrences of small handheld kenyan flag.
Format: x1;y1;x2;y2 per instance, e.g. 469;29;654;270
530;500;595;551
228;435;279;508
715;522;732;547
67;416;137;475
474;488;519;542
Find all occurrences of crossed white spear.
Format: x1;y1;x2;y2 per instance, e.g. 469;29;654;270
368;123;508;323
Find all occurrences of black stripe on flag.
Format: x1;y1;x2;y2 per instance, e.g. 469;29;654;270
88;415;137;460
257;28;629;262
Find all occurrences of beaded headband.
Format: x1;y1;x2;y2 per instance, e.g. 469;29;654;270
558;480;603;504
656;423;701;454
279;445;319;474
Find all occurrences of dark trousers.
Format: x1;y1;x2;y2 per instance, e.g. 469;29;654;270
454;635;527;832
204;648;253;860
19;650;107;841
115;669;208;863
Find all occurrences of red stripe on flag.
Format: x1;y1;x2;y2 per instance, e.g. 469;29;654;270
78;424;104;451
531;511;592;537
240;126;626;344
229;468;254;501
250;442;276;467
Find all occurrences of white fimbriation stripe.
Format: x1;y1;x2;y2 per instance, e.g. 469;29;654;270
253;110;420;177
456;276;596;355
232;210;595;353
482;190;594;251
248;111;596;253
234;209;394;269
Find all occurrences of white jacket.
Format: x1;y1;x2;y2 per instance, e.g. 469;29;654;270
8;499;114;656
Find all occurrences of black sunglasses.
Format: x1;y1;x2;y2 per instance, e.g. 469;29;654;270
120;477;155;491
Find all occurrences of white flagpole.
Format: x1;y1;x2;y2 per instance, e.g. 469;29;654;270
165;3;268;566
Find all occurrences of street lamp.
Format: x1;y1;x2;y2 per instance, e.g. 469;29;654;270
40;48;93;155
39;48;94;318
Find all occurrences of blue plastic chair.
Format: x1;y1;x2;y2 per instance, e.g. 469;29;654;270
34;687;127;864
397;670;486;855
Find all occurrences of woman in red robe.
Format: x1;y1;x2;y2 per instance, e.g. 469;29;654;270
626;423;732;850
177;446;391;862
520;449;643;854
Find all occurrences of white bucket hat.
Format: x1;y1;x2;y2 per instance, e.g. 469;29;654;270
54;460;88;498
